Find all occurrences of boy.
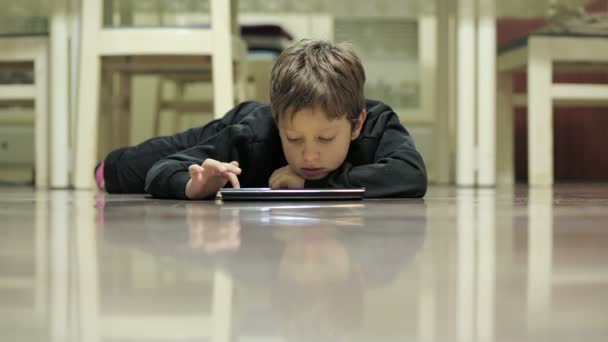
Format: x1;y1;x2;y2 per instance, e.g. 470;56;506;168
97;39;427;199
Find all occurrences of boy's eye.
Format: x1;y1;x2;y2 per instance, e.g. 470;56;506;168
318;137;335;143
287;137;303;143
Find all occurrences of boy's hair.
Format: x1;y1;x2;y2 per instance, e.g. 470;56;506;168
270;39;366;128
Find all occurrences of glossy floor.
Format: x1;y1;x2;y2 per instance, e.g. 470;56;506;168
1;185;607;341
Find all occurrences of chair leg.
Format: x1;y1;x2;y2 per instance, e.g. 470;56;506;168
235;60;248;103
97;68;113;161
73;0;102;189
527;38;553;186
154;77;164;136
211;0;235;119
496;72;514;186
173;81;186;133
455;0;476;186
34;44;49;189
118;72;131;147
476;1;496;187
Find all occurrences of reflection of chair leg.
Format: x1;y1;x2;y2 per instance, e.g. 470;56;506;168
476;189;496;341
457;190;475;342
34;192;48;319
76;195;101;342
497;189;515;276
212;269;233;342
526;188;553;330
417;203;437;342
49;191;69;342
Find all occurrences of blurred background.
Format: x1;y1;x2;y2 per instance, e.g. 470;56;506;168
0;0;607;187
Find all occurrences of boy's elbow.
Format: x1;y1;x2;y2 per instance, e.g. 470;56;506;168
412;168;427;198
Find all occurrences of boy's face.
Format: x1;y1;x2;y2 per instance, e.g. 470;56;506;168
278;107;366;180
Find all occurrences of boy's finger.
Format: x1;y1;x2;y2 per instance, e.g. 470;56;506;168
227;172;240;189
230;161;239;168
223;162;241;175
269;175;283;189
189;164;204;174
202;159;226;174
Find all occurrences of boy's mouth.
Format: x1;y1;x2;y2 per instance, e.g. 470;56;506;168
300;168;326;178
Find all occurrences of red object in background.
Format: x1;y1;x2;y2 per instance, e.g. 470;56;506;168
498;0;608;182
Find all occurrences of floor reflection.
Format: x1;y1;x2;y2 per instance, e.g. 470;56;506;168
93;198;427;341
2;185;608;341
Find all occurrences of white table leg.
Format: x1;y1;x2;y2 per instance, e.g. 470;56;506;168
73;0;102;189
211;0;235;119
50;0;70;188
435;0;456;185
456;0;476;186
34;42;49;189
476;0;496;187
527;38;553;186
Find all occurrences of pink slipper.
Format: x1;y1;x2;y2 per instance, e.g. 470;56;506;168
95;162;105;190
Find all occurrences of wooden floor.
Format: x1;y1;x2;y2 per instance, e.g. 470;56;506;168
1;184;607;341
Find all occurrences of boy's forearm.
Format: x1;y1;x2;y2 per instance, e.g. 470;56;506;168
145;163;191;199
185;178;219;200
305;152;427;198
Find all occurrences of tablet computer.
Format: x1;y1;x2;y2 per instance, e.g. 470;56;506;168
218;188;365;201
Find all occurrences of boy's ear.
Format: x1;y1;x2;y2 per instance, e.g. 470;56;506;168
351;110;367;140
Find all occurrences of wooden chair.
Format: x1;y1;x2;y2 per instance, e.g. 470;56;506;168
73;0;245;189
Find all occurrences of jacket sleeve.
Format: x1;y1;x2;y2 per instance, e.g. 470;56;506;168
102;102;260;194
305;112;427;198
144;124;254;199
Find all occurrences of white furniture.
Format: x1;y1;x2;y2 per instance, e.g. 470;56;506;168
497;35;608;186
435;0;497;186
152;54;249;136
49;0;71;188
73;0;244;189
0;36;49;188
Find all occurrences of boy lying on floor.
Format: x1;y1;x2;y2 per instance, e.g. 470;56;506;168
95;39;427;199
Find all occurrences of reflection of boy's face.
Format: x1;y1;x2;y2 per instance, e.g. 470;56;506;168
273;228;363;340
278;233;351;287
278;107;365;180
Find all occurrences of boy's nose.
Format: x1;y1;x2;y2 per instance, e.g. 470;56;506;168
302;145;319;162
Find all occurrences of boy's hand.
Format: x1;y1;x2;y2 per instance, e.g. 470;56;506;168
185;159;241;199
269;165;305;189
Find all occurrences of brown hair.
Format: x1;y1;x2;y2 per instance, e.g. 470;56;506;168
270;39;366;128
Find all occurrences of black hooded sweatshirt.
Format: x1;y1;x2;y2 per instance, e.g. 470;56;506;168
103;99;427;199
